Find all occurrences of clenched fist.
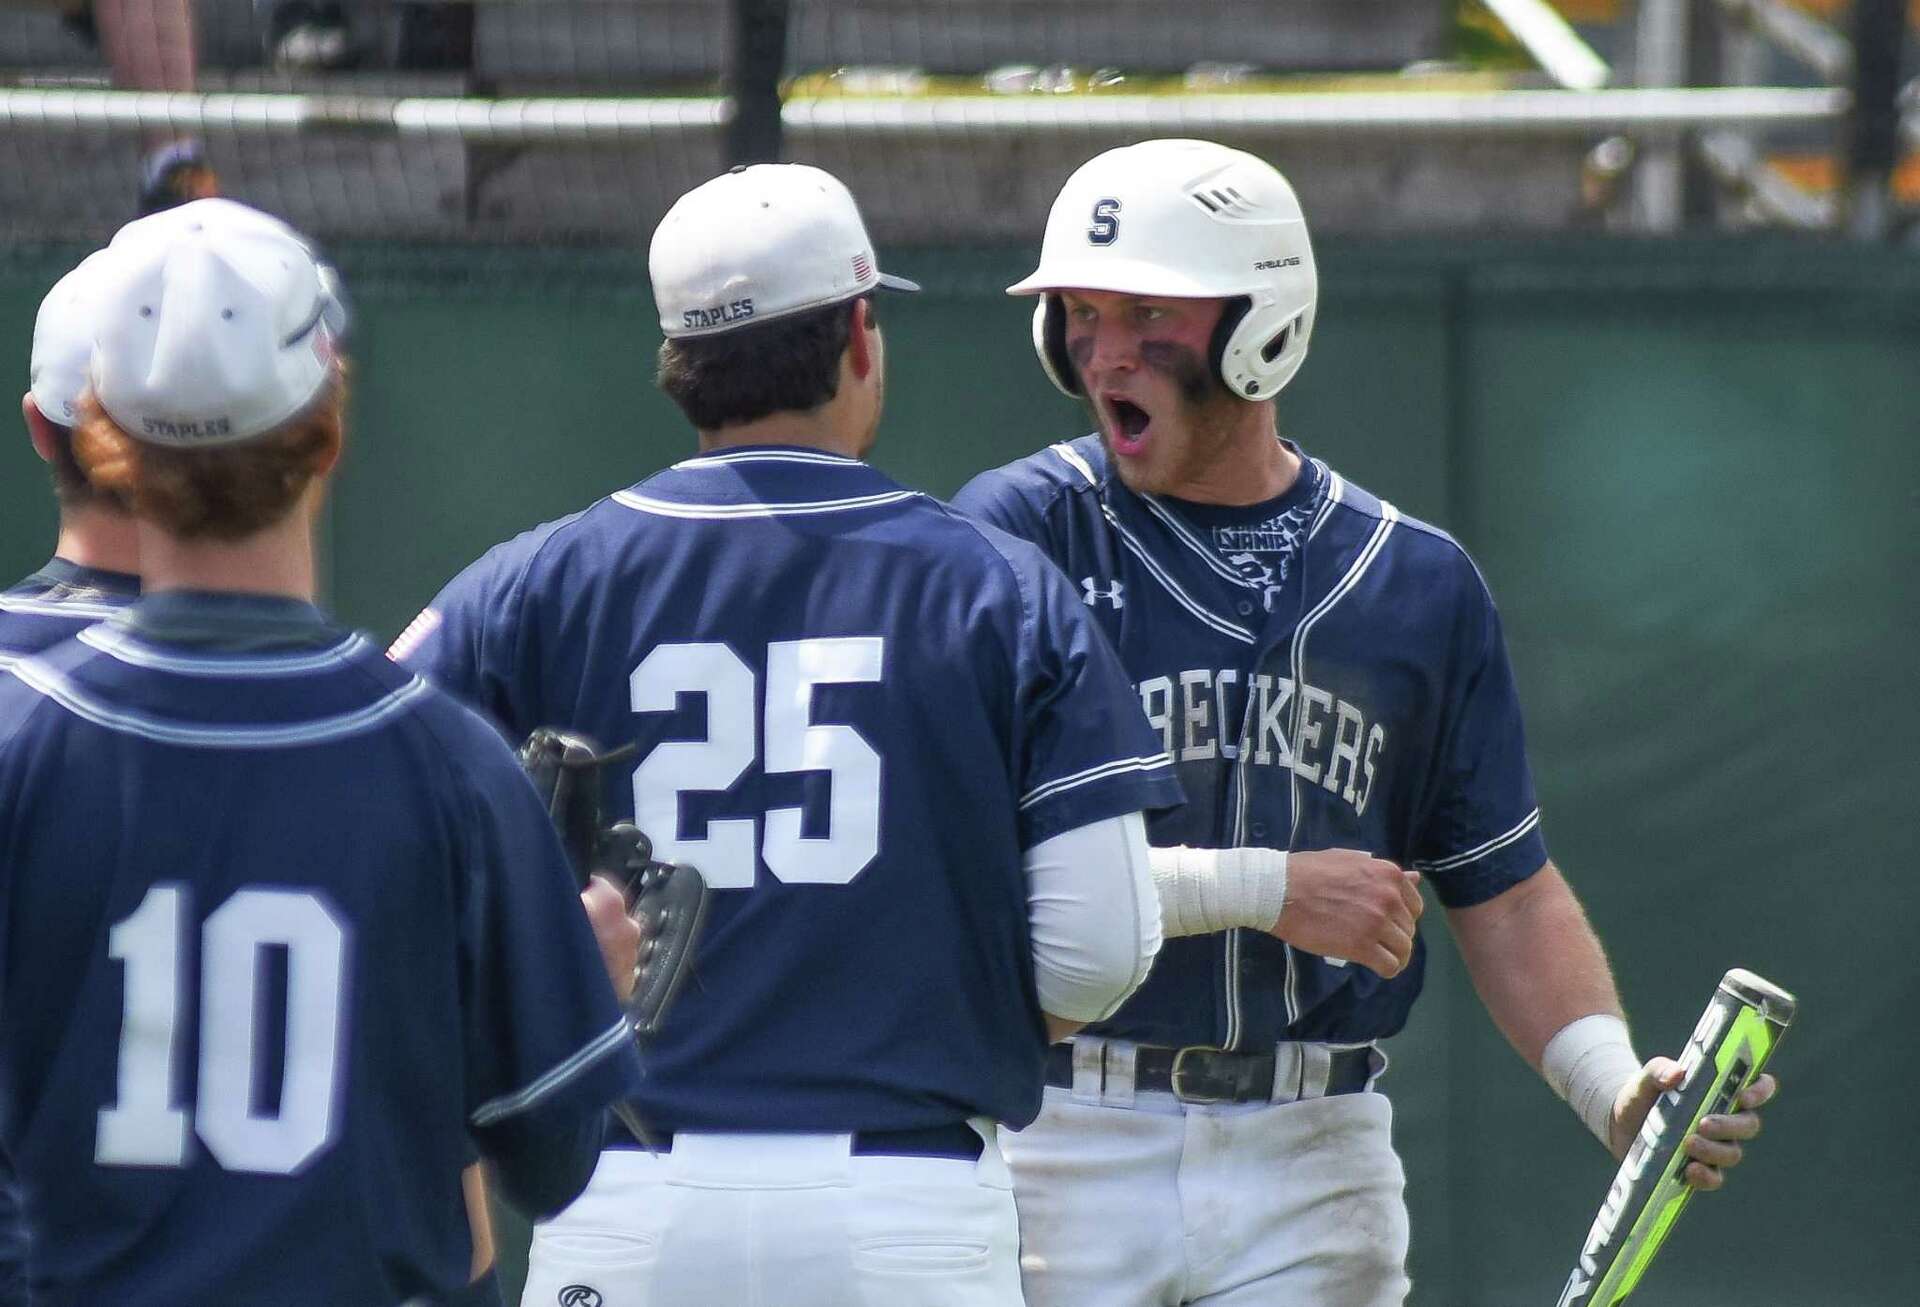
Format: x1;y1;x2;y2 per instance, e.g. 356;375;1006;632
1268;849;1424;979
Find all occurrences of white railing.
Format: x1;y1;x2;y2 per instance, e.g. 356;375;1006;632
0;86;1851;143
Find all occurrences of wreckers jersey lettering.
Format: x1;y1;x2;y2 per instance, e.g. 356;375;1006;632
953;434;1548;1049
0;597;640;1306
398;447;1182;1134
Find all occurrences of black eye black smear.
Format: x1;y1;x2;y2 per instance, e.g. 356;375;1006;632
1140;342;1212;404
1067;335;1212;405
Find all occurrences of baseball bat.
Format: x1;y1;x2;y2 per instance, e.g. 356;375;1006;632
1553;968;1796;1307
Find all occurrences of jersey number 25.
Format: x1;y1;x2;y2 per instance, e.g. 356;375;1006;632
630;638;885;890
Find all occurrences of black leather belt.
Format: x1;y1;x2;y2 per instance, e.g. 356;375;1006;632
1045;1042;1375;1104
635;1121;983;1160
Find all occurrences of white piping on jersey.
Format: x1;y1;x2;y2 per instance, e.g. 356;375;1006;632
1268;496;1400;1033
1415;808;1542;874
1047;441;1100;487
1307;466;1344;542
1227;740;1252;1044
1099;505;1257;645
0;652;17;671
1050;440;1297;592
1019;752;1174;811
1224;923;1247;1049
613;488;922;519
1217;464;1341;1042
0;593;125;620
1140;496;1263;589
470;1017;632;1127
77;625;372;676
7;656;432;749
672;449;861;470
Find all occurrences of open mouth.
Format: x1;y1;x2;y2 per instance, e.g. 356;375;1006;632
1098;395;1153;455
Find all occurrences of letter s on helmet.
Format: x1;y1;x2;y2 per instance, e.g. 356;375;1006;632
1007;139;1317;402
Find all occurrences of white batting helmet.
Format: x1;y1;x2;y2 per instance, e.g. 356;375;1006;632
1008;139;1317;402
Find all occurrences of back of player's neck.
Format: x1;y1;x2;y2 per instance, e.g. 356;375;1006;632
698;412;865;461
53;508;141;577
136;518;318;603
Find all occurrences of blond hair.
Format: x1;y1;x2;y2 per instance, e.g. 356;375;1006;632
72;375;345;542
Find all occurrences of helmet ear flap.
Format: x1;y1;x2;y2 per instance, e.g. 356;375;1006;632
1031;295;1081;397
1207;297;1254;396
1215;295;1312;400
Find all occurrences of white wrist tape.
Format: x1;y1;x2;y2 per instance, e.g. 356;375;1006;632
1147;845;1288;939
1542;1013;1642;1148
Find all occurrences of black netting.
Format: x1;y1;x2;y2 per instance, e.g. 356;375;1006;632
0;2;1908;247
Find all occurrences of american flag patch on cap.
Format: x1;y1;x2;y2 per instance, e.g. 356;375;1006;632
852;253;874;282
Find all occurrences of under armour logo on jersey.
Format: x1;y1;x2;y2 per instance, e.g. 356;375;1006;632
1082;577;1125;609
558;1287;604;1307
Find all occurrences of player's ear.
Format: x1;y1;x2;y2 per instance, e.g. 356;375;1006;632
847;297;877;381
22;393;60;465
311;366;349;477
311;397;346;480
312;437;342;479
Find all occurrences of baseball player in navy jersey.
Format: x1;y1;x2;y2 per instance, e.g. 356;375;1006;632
394;162;1181;1307
951;139;1779;1307
0;248;141;1307
6;251;141;673
0;199;648;1307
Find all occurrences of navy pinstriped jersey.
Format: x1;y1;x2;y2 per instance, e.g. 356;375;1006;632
0;558;139;668
0;594;642;1307
397;446;1182;1135
0;559;139;1306
953;435;1548;1049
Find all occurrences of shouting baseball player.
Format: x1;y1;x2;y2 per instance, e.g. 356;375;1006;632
394;162;1180;1306
951;139;1778;1307
0;199;646;1306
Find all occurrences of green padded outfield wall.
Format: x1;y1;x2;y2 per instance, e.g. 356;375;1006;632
2;240;1915;1305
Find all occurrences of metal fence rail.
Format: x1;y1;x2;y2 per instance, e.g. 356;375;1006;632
0;85;1855;144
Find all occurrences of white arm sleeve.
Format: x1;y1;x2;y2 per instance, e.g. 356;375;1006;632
1024;811;1162;1024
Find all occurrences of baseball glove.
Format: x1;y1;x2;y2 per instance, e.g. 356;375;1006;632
518;727;707;1039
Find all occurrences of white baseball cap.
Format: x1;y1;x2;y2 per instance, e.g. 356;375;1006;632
28;249;116;429
92;198;338;447
649;163;919;339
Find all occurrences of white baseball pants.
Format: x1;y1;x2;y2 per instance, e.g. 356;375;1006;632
998;1081;1410;1306
520;1129;1025;1307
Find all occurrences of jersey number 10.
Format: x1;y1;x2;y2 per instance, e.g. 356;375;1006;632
631;637;885;890
97;884;347;1176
